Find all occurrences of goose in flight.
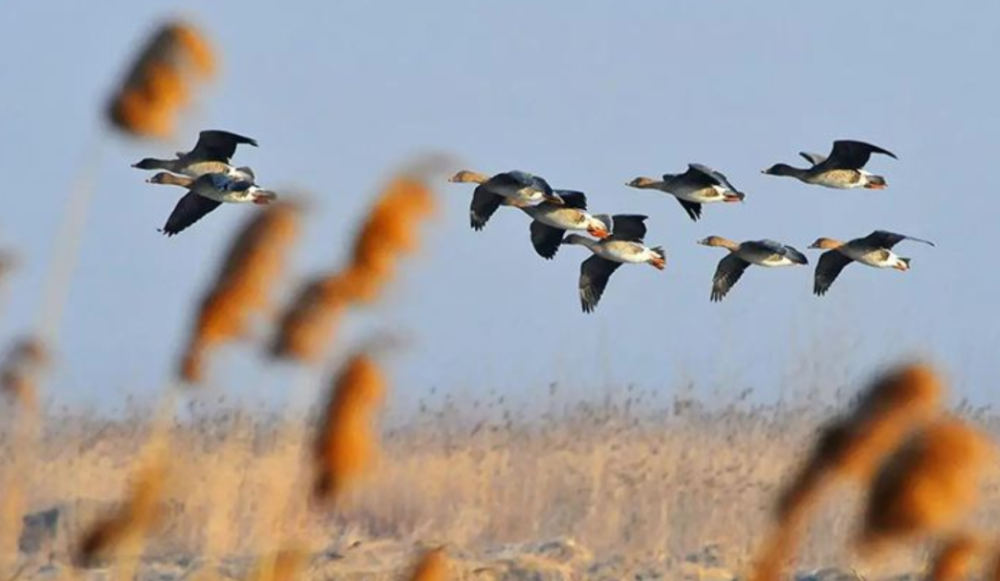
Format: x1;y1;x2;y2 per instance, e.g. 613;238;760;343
448;170;564;230
698;236;808;302
762;140;897;189
562;214;665;313
627;163;745;221
809;230;934;296
515;190;610;259
146;167;277;236
132;130;258;178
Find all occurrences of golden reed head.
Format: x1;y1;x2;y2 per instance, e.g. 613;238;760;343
106;21;216;138
180;202;301;384
857;418;994;554
271;175;436;364
927;533;982;581
407;546;450;581
74;463;167;568
311;352;386;506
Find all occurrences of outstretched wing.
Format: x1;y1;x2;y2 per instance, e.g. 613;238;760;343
711;253;750;302
798;152;827;166
824;140;897;170
529;222;566;259
579;255;622;313
609;214;648;242
187;130;258;163
689;163;740;192
861;230;935;249
554;190;587;210
813;250;854;296
470;186;503;231
676;198;702;221
161;193;222;236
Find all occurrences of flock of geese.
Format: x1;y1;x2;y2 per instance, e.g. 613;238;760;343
447;140;933;312
131;132;933;313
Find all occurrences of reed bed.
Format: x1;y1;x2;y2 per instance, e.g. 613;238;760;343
8;393;1000;575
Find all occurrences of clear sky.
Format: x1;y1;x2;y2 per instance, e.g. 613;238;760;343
2;1;998;412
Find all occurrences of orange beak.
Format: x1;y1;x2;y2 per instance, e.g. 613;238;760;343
865;183;888;190
650;257;666;270
589;227;610;239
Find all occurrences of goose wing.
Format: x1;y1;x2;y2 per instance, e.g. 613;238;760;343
579;255;622;313
470;186;503;230
676;198;702;221
814;250;854;296
187;130;258;163
798;152;827;166
161;193;222;236
688;163;740;192
608;214;648;242
529;222;566;260
744;240;809;265
860;230;935;249
554;190;587;210
710;253;750;302
823;140;897;170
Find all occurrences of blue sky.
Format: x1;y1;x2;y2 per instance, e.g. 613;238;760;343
1;2;998;412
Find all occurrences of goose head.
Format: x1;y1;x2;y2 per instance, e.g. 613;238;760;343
146;172;193;187
132;158;166;170
626;177;658;189
698;236;738;251
761;163;798;177
448;170;489;184
808;238;844;250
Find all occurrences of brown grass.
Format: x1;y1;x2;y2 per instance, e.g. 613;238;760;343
311;352;387;506
180;201;301;384
858;418;995;553
106;21;216;138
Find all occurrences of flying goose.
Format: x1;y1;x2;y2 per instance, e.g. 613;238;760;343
562;214;665;313
146;168;277;236
762;140;897;189
698;236;808;302
809;230;935;296
627;163;745;221
516;190;610;259
132;130;258;177
448;170;564;230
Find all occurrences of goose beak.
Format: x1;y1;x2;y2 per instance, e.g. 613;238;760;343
650;257;666;270
588;227;610;239
864;183;888;190
724;192;745;203
253;192;277;205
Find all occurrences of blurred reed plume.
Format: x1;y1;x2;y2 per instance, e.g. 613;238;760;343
179;201;302;384
407;547;450;581
246;545;307;581
858;418;994;553
74;462;167;568
107;21;216;138
751;363;944;581
927;533;981;581
0;337;47;410
776;363;943;523
272;173;437;363
311;351;387;505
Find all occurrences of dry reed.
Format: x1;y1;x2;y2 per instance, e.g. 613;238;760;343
927;533;981;581
271;175;436;363
0;337;47;411
751;363;945;581
107;21;216;138
179;201;301;384
858;418;994;553
311;352;387;506
74;462;167;568
406;546;450;581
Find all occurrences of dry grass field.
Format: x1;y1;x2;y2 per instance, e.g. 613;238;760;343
4;386;1000;581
